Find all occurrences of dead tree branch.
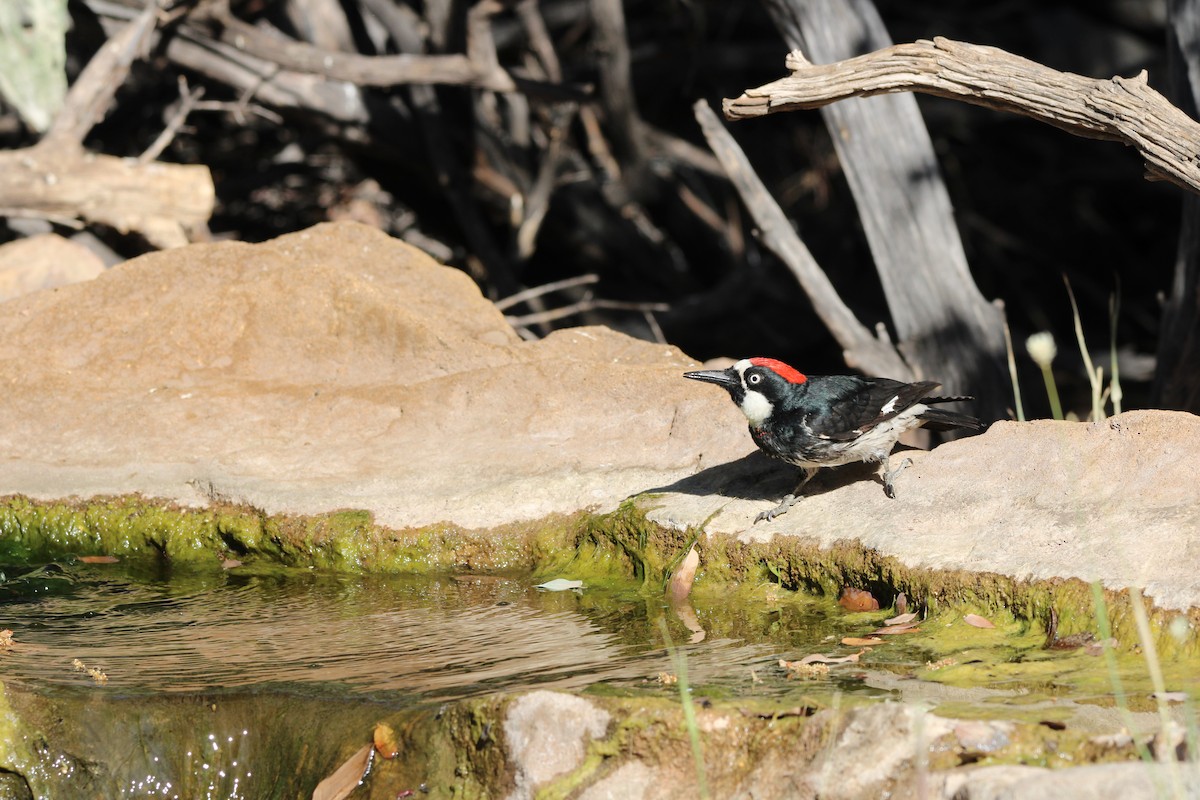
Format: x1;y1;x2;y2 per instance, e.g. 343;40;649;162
0;148;213;248
43;0;159;147
725;35;1200;195
693;100;909;378
205;2;516;91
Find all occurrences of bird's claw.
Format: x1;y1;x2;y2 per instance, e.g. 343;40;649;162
882;457;914;499
754;493;799;524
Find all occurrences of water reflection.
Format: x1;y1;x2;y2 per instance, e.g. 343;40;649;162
0;562;797;703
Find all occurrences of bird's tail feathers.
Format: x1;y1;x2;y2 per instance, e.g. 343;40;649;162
923;395;974;405
918;406;982;431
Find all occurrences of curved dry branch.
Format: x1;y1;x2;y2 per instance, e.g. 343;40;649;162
724;36;1200;194
693;100;910;378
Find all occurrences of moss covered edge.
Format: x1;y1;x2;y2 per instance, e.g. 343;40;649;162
0;492;1195;654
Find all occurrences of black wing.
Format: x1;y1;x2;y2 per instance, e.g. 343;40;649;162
803;377;942;441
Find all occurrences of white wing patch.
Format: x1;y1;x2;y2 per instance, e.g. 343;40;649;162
880;394;899;415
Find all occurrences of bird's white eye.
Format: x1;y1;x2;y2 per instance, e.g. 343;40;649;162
748;373;762;385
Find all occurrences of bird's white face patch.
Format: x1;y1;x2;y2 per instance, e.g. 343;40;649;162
880;394;899;415
740;390;773;427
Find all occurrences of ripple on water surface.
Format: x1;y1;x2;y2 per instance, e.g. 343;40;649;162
0;561;798;703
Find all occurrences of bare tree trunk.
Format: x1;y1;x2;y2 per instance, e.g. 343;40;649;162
1157;0;1200;412
760;0;1008;420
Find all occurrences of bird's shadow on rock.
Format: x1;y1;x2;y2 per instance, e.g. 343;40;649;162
641;451;882;503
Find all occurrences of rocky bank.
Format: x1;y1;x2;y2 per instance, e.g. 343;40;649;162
1;221;1198;798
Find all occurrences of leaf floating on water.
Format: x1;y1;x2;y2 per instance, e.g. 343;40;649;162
838;587;879;612
883;611;918;626
963;614;995;629
872;623;921;636
312;744;372;800
373;723;400;759
840;637;884;647
666;543;699;605
535;578;583;592
79;555;119;564
795;650;863;665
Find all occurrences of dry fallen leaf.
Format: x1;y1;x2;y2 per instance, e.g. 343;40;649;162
872;623;922;636
840;637;884;647
963;614;995;629
666;543;699;605
373;723;400;759
79;555;119;564
312;744;372;800
838;587;879;612
795;650;864;665
883;611;918;626
535;578;583;592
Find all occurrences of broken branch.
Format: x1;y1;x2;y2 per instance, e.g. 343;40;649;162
724;36;1200;194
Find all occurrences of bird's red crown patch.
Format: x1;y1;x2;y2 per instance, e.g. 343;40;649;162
749;357;807;384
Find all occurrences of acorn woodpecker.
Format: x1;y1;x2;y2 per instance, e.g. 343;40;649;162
684;357;981;522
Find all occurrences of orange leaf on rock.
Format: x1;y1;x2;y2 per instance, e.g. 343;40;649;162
838;587;879;612
666;543;699;605
79;555;119;564
373;723;400;759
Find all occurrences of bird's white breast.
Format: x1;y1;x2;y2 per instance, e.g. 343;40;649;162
739;390;773;427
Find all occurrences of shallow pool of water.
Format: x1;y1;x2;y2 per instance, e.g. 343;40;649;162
5;557;1181;799
0;559;862;705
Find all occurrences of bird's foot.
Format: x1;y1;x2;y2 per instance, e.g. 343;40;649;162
882;457;914;499
755;493;800;524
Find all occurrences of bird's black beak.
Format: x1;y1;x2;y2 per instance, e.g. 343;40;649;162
683;367;738;390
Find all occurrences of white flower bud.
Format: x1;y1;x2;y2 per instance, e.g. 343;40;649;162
1025;332;1057;369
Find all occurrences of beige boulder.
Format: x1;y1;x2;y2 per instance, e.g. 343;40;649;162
0;221;748;529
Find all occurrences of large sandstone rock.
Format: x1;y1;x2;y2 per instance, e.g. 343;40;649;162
0;221;748;529
0;233;105;301
1;220;1197;612
648;408;1200;610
